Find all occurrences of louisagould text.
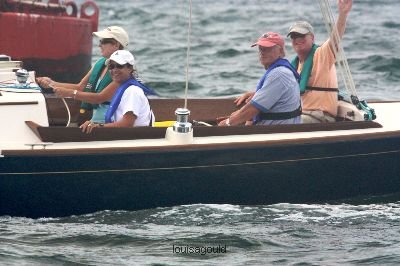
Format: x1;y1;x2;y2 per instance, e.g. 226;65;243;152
173;244;227;255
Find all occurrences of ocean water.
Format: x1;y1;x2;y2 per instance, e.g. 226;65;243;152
2;202;400;265
2;0;400;265
92;0;400;100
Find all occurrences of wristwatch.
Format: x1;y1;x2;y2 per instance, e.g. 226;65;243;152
72;89;78;99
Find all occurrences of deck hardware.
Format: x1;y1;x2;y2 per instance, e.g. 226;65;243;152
25;143;53;150
15;69;29;85
173;108;192;133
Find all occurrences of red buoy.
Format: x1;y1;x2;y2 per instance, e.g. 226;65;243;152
0;0;99;83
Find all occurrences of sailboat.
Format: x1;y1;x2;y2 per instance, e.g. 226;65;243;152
1;0;400;218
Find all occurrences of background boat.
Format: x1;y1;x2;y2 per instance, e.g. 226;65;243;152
0;0;99;83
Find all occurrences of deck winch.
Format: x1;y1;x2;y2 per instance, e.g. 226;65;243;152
15;69;29;85
173;108;192;133
165;108;194;144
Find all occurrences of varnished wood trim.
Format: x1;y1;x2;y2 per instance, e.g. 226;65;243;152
24;119;382;143
25;121;42;140
0;101;38;106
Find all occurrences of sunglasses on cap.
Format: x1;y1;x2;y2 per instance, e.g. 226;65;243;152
99;38;116;45
108;63;128;70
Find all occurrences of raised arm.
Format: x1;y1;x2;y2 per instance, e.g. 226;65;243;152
329;0;353;50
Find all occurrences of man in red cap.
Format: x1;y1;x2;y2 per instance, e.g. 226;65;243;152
218;32;301;126
235;0;353;124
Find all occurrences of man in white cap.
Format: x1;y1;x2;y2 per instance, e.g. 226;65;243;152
288;0;353;123
80;50;155;133
219;32;301;126
36;26;130;124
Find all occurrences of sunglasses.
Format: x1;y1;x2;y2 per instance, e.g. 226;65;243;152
108;63;127;70
99;38;116;45
258;46;275;54
289;33;308;40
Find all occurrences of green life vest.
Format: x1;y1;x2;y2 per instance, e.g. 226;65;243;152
291;44;319;94
80;57;113;110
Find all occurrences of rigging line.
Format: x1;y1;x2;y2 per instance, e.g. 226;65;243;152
184;0;193;109
325;0;357;96
319;0;352;96
61;97;71;127
319;0;348;92
318;0;357;97
49;83;71;127
324;0;357;96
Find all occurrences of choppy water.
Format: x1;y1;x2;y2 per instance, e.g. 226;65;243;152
2;0;400;265
2;202;400;265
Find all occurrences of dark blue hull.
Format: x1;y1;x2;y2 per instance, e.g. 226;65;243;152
1;134;400;218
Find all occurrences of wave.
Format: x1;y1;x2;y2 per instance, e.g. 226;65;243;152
350;55;400;81
145;81;202;96
215;48;241;58
29;199;397;227
382;21;400;29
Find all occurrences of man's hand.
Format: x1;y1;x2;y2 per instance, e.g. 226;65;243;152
234;91;255;106
217;118;230;127
338;0;352;15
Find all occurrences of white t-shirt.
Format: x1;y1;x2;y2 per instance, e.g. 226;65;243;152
112;85;154;127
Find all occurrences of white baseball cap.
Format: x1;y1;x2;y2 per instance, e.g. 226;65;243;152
105;50;135;66
93;26;129;48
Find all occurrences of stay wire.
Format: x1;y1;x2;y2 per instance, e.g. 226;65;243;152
318;0;357;97
184;0;192;109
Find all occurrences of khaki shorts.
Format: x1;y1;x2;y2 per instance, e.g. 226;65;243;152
301;110;336;124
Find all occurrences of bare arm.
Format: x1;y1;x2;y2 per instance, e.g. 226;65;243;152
80;112;136;133
36;67;93;91
105;112;136;128
234;91;255;106
218;101;259;126
53;80;119;104
329;0;353;50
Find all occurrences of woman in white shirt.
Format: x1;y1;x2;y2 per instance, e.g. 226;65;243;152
80;50;155;133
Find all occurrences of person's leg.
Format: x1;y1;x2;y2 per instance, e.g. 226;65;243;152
321;113;336;123
301;110;336;123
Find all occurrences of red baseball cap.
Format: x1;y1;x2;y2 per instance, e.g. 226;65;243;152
251;32;285;48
